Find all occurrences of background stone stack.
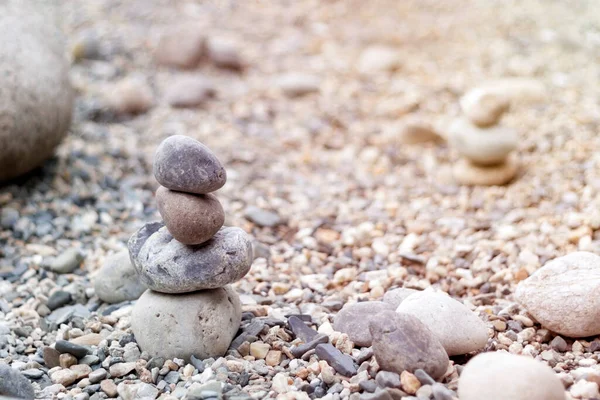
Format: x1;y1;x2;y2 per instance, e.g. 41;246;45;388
128;135;253;361
448;86;519;186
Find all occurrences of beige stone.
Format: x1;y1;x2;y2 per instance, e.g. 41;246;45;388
458;352;564;400
396;291;489;356
515;251;600;337
453;153;519;186
448;117;518;166
460;87;510;127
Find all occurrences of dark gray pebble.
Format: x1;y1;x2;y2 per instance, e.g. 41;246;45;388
315;343;357;377
46;291;72;311
0;364;35;399
55;340;89;358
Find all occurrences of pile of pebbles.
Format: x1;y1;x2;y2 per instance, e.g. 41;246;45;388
129;135;253;361
448;86;519;186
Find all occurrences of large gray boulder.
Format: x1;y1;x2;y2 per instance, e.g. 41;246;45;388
0;1;73;182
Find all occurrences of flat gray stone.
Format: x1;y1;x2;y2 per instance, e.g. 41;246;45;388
333;301;394;347
369;310;448;381
129;223;253;293
50;248;83;274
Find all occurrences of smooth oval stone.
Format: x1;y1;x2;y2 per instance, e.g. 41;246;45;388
460;88;510;127
515;251;600;337
452;153;519;186
447;117;517;166
396;292;489;356
156;186;224;245
370;310;449;381
382;288;419;309
93;250;147;304
164;76;216;108
458;352;564;400
131;286;241;361
155;26;205;69
128;222;253;293
153;135;226;194
333;301;394;347
275;73;320;97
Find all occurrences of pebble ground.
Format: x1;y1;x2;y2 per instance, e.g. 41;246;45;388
2;0;600;399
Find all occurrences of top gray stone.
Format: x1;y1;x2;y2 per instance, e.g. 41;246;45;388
153;135;227;194
128;222;253;293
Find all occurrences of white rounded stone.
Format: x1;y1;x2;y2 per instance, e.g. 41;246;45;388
460;88;510;127
396;291;489;356
458;352;565;400
448;117;518;166
515;251;600;338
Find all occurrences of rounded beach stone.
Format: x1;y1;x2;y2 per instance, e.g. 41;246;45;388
128;222;253;293
396;291;489;356
275;73;320;97
452;153;519;186
358;45;401;74
107;77;154;115
131;286;241;361
460;88;510;127
447;117;517;166
382;288;419;309
153;135;227;194
369;310;449;380
156;186;224;245
458;352;564;400
93;250;147;304
164;76;215;108
155;26;205;69
0;1;74;182
515;251;600;337
333;301;394;347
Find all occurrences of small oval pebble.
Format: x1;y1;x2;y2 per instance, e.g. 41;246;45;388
369;310;449;380
107;77;153;115
458;352;564;400
396;291;489;356
453;153;519;186
156;186;224;245
460;88;510;127
131;286;241;361
165;76;216;108
333;301;394;347
153;135;226;194
276;73;320;97
155;27;205;69
128;223;253;293
515;251;600;337
448;117;517;166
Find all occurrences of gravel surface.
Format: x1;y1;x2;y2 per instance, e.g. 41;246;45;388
2;0;600;399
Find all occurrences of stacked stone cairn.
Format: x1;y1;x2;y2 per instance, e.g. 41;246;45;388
448;86;519;186
128;135;253;361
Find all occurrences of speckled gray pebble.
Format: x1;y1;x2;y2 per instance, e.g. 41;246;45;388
128;223;253;293
153;135;226;194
